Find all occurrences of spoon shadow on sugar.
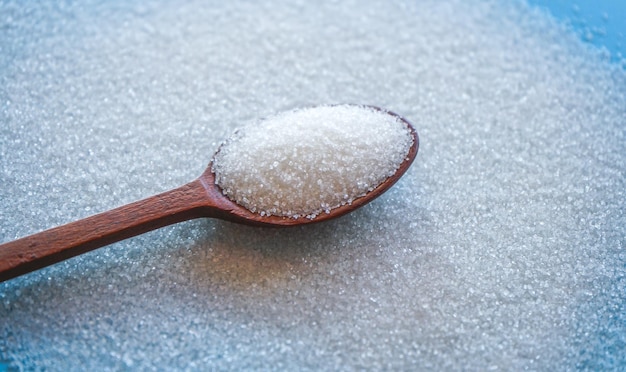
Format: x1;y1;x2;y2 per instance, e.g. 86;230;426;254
182;189;430;292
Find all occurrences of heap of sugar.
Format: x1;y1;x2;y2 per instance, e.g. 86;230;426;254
1;0;625;370
212;105;414;219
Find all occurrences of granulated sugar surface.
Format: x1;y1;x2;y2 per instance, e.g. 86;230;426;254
212;105;413;219
1;0;624;370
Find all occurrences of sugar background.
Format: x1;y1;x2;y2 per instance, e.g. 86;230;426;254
1;0;624;370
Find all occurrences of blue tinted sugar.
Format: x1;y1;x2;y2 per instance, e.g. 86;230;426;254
0;0;624;370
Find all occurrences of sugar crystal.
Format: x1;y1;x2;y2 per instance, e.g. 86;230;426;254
0;0;624;370
212;105;413;219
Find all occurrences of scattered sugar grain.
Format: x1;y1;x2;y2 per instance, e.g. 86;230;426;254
0;0;625;370
212;105;413;218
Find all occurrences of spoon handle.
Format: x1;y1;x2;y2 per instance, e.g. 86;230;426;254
0;180;211;282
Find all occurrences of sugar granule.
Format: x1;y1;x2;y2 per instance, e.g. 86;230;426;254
0;0;625;370
211;105;413;219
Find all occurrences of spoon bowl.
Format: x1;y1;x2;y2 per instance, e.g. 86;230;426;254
0;106;418;282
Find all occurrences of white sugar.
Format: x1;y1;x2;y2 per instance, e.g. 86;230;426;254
1;0;625;370
212;105;413;218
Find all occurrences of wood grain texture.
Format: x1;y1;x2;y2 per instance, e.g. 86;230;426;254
0;107;418;282
0;180;205;282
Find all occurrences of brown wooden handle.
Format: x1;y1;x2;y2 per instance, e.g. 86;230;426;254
0;180;212;282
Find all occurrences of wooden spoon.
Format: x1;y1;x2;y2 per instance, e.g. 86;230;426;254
0;107;418;282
